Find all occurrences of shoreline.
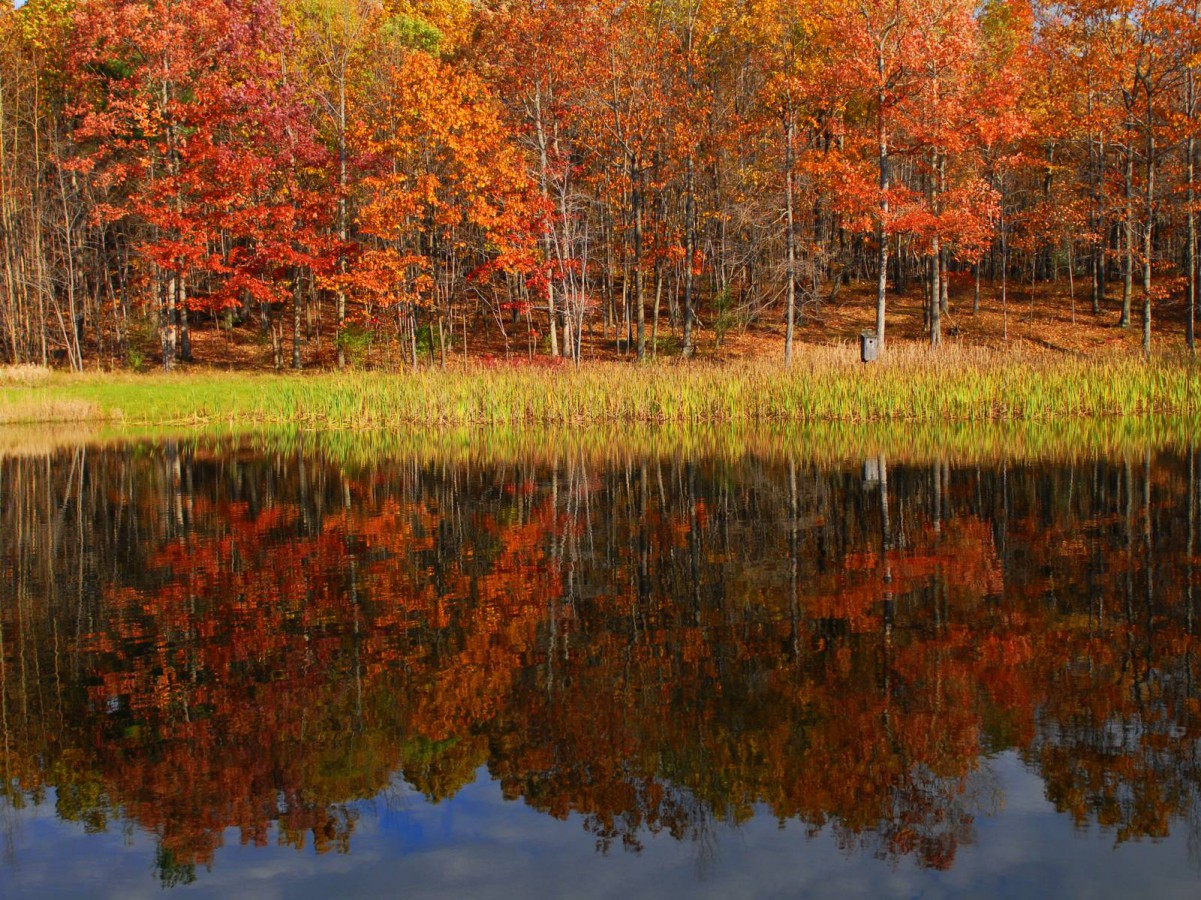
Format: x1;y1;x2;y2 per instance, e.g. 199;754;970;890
0;418;1197;472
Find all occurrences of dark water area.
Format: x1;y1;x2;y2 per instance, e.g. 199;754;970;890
1;435;1201;897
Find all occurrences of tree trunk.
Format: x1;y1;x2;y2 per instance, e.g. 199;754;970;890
1189;65;1197;354
292;273;302;369
875;90;889;350
930;236;941;347
651;264;662;357
1121;127;1134;328
160;272;176;371
336;76;348;368
633;156;646;361
1142;97;1154;356
682;156;696;357
784;105;796;366
534;85;559;357
178;276;191;363
938;156;948;316
681;20;696;357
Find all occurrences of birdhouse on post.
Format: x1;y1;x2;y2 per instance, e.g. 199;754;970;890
859;330;878;363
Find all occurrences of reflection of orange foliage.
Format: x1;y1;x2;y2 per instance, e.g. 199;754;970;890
2;449;1200;877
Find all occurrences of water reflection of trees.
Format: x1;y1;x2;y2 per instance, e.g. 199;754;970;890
0;443;1199;880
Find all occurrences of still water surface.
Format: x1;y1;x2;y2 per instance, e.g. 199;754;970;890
1;435;1200;897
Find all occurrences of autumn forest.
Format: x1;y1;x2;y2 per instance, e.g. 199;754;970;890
4;0;1201;372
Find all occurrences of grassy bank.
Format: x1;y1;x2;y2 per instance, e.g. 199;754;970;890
2;346;1200;427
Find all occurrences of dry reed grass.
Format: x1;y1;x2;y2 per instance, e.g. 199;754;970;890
0;364;52;387
0;346;1196;427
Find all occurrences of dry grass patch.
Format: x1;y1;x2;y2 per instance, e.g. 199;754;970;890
0;364;52;386
0;397;103;424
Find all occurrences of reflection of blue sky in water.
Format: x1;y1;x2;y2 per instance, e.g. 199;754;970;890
2;753;1199;899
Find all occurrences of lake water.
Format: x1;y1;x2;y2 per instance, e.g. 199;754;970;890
1;433;1200;897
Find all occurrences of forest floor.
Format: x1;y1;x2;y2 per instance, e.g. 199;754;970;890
165;280;1196;372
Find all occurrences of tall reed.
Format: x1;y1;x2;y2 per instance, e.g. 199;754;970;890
2;347;1199;427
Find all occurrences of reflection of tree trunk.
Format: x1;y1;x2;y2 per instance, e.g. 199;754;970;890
879;454;894;721
688;462;702;627
1123;459;1141;707
1143;449;1153;675
789;458;799;663
1001;459;1009;594
1189;449;1196;627
351;559;362;730
0;566;9;796
1088;461;1100;636
638;462;650;603
1188;448;1196;698
933;461;941;535
880;454;891;553
880;453;892;631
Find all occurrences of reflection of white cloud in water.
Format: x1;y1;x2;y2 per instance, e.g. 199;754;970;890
1;752;1200;899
